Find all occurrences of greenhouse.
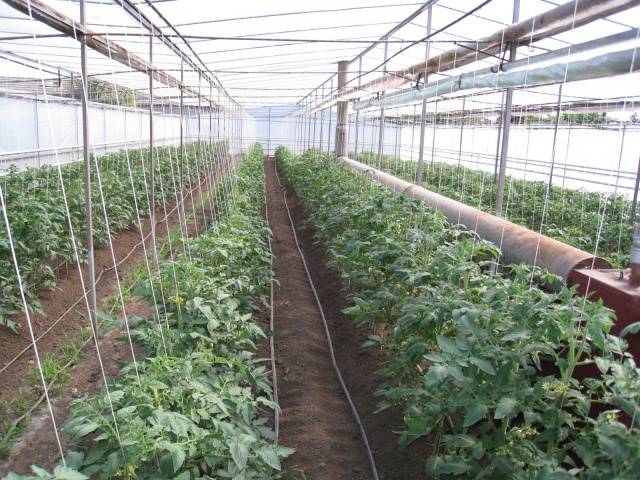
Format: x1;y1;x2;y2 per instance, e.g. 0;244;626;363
0;0;640;478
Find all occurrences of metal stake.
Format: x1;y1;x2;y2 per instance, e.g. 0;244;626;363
319;84;325;153
631;155;640;222
354;57;363;159
149;31;157;265
80;0;97;330
493;91;506;179
313;92;318;149
267;106;272;155
209;82;213;152
457;97;466;166
179;61;186;233
377;37;389;168
336;62;349;158
547;83;564;192
495;0;520;217
416;6;433;183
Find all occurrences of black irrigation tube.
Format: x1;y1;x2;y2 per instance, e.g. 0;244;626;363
272;158;380;480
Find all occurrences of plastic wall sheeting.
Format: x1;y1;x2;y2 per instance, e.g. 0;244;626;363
0;95;229;171
250;106;297;155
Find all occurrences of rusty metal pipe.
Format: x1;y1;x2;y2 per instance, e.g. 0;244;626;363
338;156;611;280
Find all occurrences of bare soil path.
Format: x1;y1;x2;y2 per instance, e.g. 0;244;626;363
266;157;428;479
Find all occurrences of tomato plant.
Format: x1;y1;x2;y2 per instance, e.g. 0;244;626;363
278;146;640;479
6;144;294;479
0;143;224;333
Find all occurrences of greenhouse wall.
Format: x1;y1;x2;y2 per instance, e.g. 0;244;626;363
0;94;252;171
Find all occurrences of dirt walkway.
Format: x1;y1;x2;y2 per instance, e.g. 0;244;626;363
265;158;372;479
266;157;429;480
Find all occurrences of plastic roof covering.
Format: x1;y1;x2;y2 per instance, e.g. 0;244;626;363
0;0;638;112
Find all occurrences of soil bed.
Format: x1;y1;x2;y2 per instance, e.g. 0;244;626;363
0;170;223;397
0;165;230;472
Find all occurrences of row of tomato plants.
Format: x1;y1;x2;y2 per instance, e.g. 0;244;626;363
278;146;640;479
7;144;293;479
0;142;226;333
356;151;633;268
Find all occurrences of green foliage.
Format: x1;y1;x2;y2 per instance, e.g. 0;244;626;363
277;146;640;479
355;150;633;268
7;144;294;479
0;142;229;333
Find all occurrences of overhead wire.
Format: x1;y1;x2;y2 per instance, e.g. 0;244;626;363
172;2;429;27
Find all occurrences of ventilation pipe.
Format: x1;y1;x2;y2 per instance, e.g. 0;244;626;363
337;156;611;281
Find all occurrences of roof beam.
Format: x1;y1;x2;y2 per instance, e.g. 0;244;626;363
337;0;640;103
1;0;222;106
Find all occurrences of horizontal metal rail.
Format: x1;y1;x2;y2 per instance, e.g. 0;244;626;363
354;47;640;110
340;0;640;103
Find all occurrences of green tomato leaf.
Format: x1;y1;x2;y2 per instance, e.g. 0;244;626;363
230;437;249;469
257;446;282;470
620;321;640;339
52;466;88;480
469;356;495;375
494;397;518;419
436;335;460;355
463;403;488;428
74;421;100;438
425;364;448;387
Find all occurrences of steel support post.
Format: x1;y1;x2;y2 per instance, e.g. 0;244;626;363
209;82;213;152
327;80;334;154
547;83;564;192
179;61;186;232
217;90;221;141
35;95;40;166
198;72;202;174
302;107;307;152
336;60;349;158
430;100;438;167
377;38;389;168
267;106;271;156
307;101;312;151
495;0;521;217
296;112;301;154
149;32;157;265
415;1;430;185
458;97;466;166
319;84;325;153
493;93;505;178
416;98;429;182
631;155;640;222
313;92;318;149
354;57;363;159
79;0;97;330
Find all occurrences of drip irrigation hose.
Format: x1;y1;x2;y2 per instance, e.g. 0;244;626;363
264;169;280;442
272;159;380;480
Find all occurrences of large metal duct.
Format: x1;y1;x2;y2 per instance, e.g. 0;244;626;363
338;156;611;280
